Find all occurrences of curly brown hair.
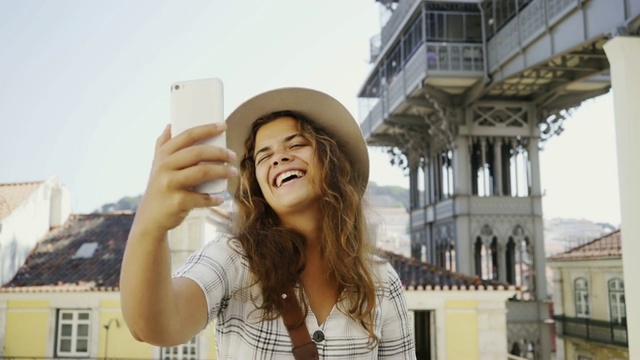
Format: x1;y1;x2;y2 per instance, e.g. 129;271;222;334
231;110;380;343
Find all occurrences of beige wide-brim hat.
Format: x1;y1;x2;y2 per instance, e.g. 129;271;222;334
226;87;369;196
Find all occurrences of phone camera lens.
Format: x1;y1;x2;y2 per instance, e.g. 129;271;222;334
174;85;180;90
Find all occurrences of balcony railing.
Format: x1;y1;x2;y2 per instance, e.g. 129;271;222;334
554;315;628;348
487;0;578;72
359;42;484;139
380;0;420;50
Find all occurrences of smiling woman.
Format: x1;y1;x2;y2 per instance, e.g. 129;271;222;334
119;87;416;359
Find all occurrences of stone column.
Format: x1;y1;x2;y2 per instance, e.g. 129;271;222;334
604;36;640;359
527;137;542;197
493;138;503;196
454;136;471;196
408;157;418;210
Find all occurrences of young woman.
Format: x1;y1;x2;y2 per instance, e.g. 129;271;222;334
120;88;415;359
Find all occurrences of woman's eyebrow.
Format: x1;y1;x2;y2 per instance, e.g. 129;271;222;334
254;133;303;158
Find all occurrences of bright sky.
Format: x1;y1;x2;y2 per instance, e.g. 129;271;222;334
0;0;621;226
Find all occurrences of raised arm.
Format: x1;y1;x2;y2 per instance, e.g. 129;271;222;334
120;123;236;346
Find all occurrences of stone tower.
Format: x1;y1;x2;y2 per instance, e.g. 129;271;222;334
357;0;638;358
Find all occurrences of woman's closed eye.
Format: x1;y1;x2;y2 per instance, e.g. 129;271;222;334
255;152;272;165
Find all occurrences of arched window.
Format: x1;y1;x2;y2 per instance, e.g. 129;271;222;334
608;278;626;325
506;225;534;300
490;238;498;280
437;240;455;272
475;224;498;280
574;277;590;318
474;237;483;276
475;236;498;280
506;238;515;284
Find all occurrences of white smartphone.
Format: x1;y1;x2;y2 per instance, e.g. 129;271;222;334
170;78;226;195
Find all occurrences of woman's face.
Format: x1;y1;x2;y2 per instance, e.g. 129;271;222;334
253;116;322;218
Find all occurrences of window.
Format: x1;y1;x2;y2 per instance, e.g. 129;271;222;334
56;310;90;357
436;240;455;272
413;311;434;359
474;225;498;281
575;278;590;318
506;226;534;300
162;337;198;360
608;278;626;324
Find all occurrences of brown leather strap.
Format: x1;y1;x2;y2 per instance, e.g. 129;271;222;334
282;286;319;360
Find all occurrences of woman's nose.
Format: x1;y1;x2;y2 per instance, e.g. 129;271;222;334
272;152;291;166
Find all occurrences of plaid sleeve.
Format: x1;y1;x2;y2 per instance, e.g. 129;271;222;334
378;264;417;359
172;237;247;323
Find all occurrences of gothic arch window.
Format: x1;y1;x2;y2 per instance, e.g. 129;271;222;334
436;239;456;272
445;241;456;272
474;237;483;276
490;237;498;280
506;238;515;284
506;225;533;299
608;278;626;324
475;224;498;281
435;224;456;272
575;277;590;318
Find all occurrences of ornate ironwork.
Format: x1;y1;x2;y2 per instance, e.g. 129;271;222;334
417;93;457;150
554;315;628;348
538;106;576;142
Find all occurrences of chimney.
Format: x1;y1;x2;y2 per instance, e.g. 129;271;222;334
49;176;71;229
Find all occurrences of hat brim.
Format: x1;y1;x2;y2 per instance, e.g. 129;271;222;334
225;87;369;196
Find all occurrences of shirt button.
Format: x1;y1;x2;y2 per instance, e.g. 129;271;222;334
312;330;325;342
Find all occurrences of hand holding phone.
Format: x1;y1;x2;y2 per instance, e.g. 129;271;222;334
170;78;226;195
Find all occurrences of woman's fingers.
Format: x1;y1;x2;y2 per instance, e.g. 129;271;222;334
167;190;226;213
172;162;238;190
155;124;172;150
163;143;236;171
160;123;227;158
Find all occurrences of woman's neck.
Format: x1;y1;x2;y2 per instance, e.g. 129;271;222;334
280;205;322;248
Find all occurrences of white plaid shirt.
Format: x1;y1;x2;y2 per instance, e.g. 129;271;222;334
174;236;416;359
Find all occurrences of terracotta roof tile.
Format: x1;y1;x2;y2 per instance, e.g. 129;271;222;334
3;213;133;289
547;229;621;261
0;181;43;219
383;252;511;290
2;211;510;293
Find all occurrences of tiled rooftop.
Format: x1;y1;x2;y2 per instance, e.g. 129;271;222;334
547;229;622;261
3;210;511;293
383;252;512;291
3;213;134;289
0;181;43;219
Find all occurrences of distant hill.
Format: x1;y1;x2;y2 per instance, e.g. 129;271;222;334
365;182;409;209
95;182;409;213
94;195;142;213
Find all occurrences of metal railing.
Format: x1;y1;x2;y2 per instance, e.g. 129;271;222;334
487;0;578;71
359;41;484;138
380;0;420;49
554;315;628;348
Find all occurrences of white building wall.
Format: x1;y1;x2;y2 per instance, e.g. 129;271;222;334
404;288;515;360
0;176;70;284
604;36;640;360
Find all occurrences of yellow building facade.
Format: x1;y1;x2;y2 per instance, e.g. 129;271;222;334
548;230;628;360
0;288;217;359
1;206;518;359
404;286;516;360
